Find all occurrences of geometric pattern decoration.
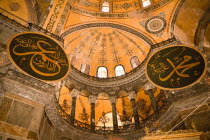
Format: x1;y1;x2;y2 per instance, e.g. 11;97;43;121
145;16;166;34
146;45;206;90
122;3;130;10
9;2;20;11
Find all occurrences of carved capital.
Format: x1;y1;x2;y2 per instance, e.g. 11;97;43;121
88;95;97;104
110;96;117;104
144;83;155;91
127;91;136;100
70;89;80;98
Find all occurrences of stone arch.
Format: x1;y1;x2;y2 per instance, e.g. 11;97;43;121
61;23;155;45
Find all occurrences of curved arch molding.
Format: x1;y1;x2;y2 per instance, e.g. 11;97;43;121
61;23;154;45
194;8;210;51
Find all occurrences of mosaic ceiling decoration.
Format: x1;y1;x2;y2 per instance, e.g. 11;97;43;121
65;28;150;76
145;16;166;34
9;2;20;11
146;45;206;90
140;12;166;37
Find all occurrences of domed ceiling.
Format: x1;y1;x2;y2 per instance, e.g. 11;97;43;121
60;0;176;77
72;0;162;13
64;27;150;77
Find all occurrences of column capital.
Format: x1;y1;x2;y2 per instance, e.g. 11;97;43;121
144;83;155;91
88;95;97;104
110;96;117;104
127;91;136;100
70;89;80;98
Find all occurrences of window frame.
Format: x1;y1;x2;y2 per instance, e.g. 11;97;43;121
141;0;153;8
97;66;108;78
130;56;140;69
100;0;112;13
115;65;125;77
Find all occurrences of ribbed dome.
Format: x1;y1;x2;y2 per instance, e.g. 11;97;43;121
64;27;150;77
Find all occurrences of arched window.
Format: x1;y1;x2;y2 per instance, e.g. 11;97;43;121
131;56;140;69
80;64;90;74
115;65;125;77
142;0;151;7
101;1;110;12
97;66;108;78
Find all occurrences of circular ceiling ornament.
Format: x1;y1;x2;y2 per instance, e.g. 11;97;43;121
8;32;70;81
145;16;166;34
146;45;206;90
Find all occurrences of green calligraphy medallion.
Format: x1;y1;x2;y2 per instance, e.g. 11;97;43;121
8;32;69;81
146;45;206;90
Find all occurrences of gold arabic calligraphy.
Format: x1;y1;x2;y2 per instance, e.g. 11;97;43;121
148;46;203;88
159;56;200;81
13;37;67;76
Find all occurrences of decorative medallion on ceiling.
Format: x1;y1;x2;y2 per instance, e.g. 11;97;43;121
140;12;166;37
146;45;206;90
145;16;166;34
9;2;20;11
8;32;70;81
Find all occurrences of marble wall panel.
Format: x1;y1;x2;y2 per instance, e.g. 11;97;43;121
0;97;13;121
27;130;38;140
0;122;28;137
7;100;35;129
39;113;55;140
29;107;44;132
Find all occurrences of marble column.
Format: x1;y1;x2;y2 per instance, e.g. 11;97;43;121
70;89;80;125
110;97;118;133
128;91;140;129
145;83;158;112
88;95;97;132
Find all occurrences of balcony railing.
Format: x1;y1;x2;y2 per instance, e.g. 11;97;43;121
55;97;172;135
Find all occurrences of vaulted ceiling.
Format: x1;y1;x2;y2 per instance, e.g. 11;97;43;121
0;0;209;128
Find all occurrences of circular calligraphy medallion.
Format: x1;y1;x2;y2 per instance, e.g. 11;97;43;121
145;45;206;90
8;32;70;81
145;16;166;34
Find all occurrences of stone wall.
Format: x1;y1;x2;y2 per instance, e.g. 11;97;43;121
0;92;44;140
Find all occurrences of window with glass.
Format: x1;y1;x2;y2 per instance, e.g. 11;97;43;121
97;66;108;78
115;65;125;77
131;56;140;69
142;0;151;7
81;64;90;74
102;1;110;12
